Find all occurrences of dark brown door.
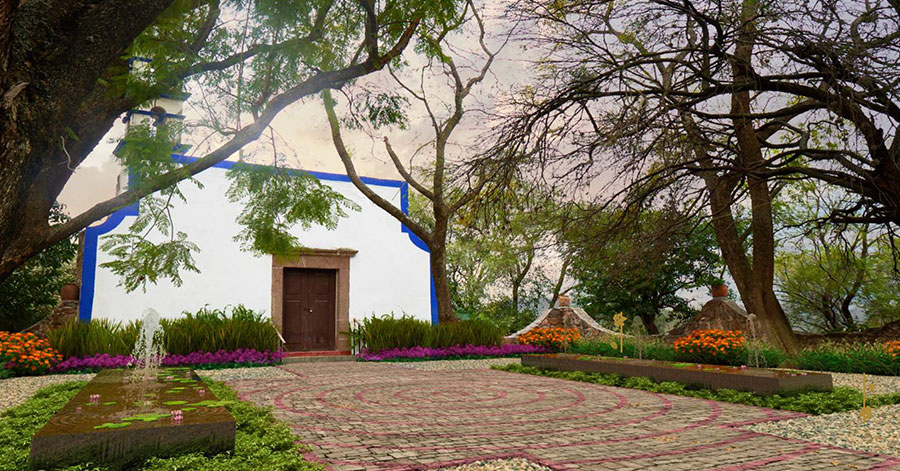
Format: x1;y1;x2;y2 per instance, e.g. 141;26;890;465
283;268;336;351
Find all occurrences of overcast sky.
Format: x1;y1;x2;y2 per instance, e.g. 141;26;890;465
58;4;532;220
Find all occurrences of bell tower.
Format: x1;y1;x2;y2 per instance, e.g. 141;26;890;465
114;58;188;195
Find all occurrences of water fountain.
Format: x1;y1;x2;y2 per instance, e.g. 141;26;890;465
29;309;235;470
131;308;165;383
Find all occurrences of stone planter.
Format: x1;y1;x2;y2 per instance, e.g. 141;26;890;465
521;353;832;395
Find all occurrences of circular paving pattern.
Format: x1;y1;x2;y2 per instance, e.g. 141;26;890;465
229;362;900;471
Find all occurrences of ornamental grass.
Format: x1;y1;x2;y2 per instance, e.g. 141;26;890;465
48;305;281;359
351;315;504;353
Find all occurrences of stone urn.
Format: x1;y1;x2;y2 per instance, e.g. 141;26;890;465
557;294;571;307
711;284;728;298
60;283;79;301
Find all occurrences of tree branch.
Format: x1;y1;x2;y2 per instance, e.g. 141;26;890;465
323;89;433;245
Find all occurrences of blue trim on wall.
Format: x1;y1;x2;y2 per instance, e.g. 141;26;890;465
398;182;437;323
79;204;139;322
79;154;436;323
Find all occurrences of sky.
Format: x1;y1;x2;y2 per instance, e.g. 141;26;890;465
57;4;533;219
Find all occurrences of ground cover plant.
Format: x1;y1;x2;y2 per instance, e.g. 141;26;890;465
351;315;503;353
358;344;546;361
494;364;900;415
0;379;323;471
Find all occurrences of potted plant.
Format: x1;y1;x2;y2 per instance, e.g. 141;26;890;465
60;283;79;301
711;279;728;298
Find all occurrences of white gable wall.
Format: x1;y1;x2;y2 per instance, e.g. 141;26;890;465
82;159;432;325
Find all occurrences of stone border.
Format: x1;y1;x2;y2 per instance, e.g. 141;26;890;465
521;354;833;395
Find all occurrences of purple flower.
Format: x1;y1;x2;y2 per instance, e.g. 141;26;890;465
50;349;284;374
357;344;548;361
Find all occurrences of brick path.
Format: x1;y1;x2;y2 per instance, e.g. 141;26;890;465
229;362;900;470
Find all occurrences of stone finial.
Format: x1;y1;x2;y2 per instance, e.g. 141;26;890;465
557;294;571;307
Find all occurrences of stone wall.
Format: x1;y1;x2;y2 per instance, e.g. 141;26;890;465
22;300;79;338
503;307;619;344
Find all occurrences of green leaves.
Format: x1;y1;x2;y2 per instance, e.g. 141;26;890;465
226;162;359;256
94;422;132;429
100;231;200;293
0;202;77;331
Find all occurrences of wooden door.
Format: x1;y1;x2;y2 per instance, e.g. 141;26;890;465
283;268;336;351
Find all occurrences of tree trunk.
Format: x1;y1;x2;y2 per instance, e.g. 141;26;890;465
511;281;520;315
430;242;457;324
640;312;660;335
713;0;800;353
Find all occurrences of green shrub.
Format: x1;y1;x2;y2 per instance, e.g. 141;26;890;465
493;363;900;415
48;305;280;359
791;341;899;376
570;336;786;368
0;380;323;471
571;336;678;361
742;339;788;369
162;305;280;355
354;315;503;353
47;319;138;358
428;318;503;349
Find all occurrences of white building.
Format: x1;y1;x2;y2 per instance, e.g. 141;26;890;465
78;91;434;353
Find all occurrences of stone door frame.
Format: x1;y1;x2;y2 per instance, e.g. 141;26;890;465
271;248;357;352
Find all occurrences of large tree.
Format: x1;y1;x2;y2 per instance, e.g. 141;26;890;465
776;184;900;332
566;207;722;335
0;203;77;332
322;1;510;323
497;0;900;351
0;0;455;287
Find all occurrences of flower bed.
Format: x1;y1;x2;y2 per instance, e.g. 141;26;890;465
521;353;833;395
50;349;283;374
0;332;63;377
673;329;745;364
518;327;581;350
358;344;547;362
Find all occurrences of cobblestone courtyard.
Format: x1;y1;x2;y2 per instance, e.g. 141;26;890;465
228;362;900;470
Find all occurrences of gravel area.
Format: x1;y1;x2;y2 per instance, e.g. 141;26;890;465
197;366;295;382
745;403;900;457
388;357;521;371
439;458;551;471
827;371;900;395
0;366;292;414
0;373;95;412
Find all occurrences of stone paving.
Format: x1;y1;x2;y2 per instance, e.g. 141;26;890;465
228;362;900;471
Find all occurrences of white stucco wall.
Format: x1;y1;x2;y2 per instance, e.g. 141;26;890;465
84;160;432;325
